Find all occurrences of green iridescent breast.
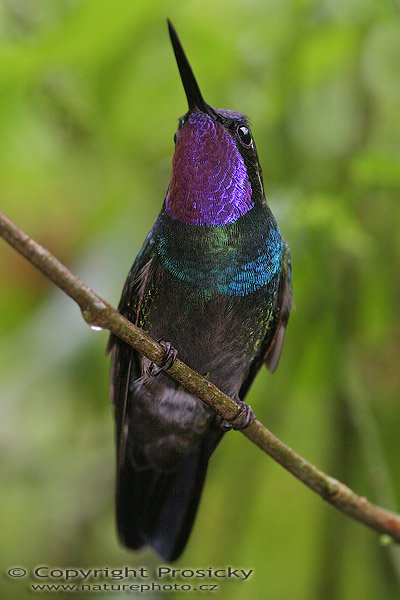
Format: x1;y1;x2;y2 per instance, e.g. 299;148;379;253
155;204;282;298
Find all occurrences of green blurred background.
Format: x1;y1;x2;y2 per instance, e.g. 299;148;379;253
1;0;399;598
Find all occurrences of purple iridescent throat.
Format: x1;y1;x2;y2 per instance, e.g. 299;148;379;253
165;112;253;226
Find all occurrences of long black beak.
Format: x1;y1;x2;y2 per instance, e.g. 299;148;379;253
167;19;212;114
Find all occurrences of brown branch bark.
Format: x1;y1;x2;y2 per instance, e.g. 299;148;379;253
1;209;400;543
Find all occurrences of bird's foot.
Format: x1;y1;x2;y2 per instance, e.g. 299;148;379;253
220;400;255;431
146;339;178;377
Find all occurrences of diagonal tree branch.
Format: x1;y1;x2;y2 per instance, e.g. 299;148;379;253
1;209;400;543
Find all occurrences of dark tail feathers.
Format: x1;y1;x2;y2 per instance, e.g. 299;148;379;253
116;430;222;561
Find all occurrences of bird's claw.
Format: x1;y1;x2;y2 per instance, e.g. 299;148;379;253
220;400;255;431
146;339;178;377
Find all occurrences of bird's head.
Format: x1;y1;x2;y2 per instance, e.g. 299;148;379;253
166;20;265;227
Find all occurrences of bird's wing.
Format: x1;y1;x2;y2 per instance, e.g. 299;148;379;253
264;240;292;373
107;229;156;457
239;241;292;399
108;229;156;337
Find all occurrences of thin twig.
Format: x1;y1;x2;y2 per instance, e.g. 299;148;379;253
1;209;400;542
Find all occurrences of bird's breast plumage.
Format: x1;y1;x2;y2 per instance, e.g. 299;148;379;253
156;203;283;298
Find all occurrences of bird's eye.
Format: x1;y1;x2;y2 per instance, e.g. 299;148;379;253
237;125;252;147
174;115;188;143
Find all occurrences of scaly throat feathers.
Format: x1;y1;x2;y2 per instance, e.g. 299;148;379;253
166;112;254;226
156;205;283;297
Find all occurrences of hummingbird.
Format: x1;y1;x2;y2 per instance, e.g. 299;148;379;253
108;20;292;562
